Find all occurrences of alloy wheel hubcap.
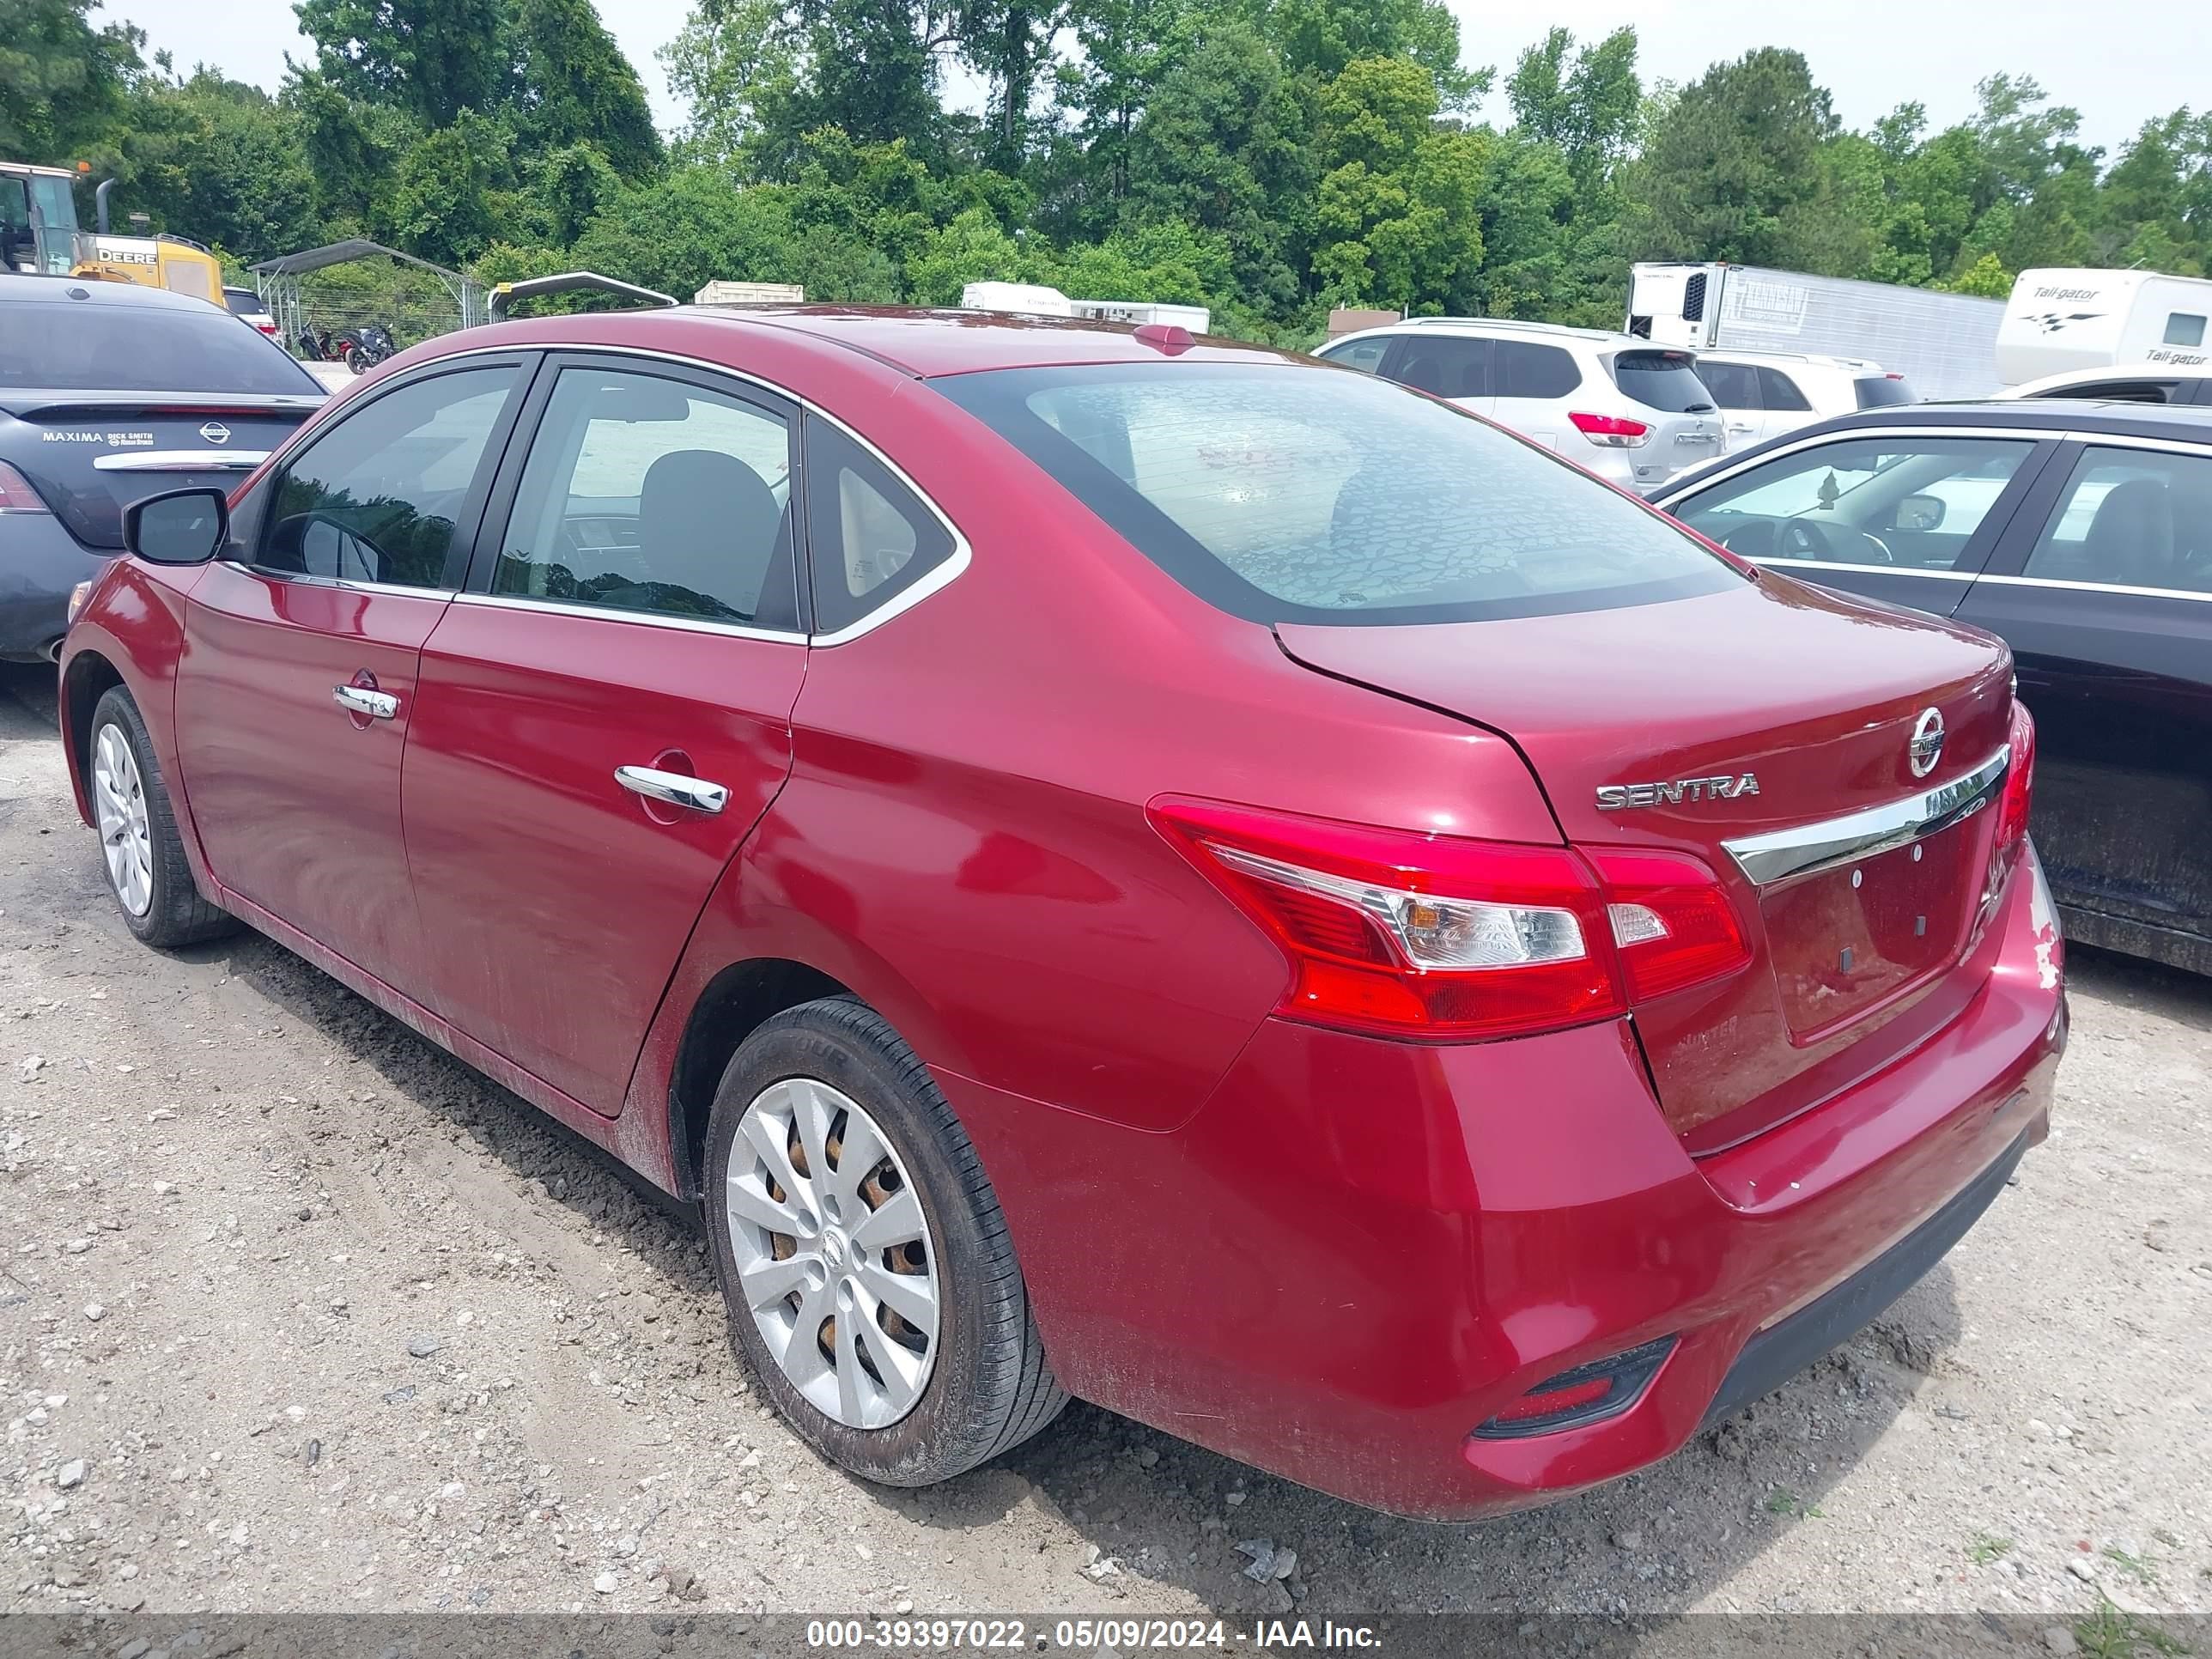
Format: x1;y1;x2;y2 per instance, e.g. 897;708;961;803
91;725;154;918
724;1078;939;1428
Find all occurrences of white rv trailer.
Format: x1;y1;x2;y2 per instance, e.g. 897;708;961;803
960;281;1209;334
1993;267;2212;386
1627;262;2005;401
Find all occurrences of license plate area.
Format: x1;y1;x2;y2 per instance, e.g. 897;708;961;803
1760;817;1980;1042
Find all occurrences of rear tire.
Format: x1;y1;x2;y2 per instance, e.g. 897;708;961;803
88;686;236;950
703;996;1067;1486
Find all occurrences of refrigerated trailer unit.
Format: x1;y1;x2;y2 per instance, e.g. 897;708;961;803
1627;262;2005;401
1994;267;2212;386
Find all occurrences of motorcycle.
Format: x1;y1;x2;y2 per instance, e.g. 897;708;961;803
294;323;336;361
335;324;397;374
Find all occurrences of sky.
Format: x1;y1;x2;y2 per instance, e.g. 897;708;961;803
102;0;2205;160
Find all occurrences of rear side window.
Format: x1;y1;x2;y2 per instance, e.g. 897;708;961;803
1756;367;1812;412
2026;447;2212;592
2164;313;2207;348
1317;337;1390;374
1385;336;1491;400
492;368;795;629
0;302;318;393
1697;362;1759;410
1609;350;1712;413
1495;341;1580;399
931;362;1738;626
802;418;958;636
1853;375;1914;408
259;366;518;588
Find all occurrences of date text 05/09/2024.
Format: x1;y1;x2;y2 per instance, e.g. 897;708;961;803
804;1620;1386;1651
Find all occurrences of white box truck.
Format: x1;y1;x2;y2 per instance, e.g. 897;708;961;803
1994;267;2212;385
1627;262;2005;401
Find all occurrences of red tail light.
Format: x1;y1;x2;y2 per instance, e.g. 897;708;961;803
1149;799;1749;1041
0;461;52;514
1585;848;1750;1001
1996;700;2035;854
1568;410;1650;448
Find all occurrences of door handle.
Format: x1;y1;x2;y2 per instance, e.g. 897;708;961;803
615;765;730;815
333;684;399;720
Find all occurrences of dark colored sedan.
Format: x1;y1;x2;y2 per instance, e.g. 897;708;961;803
60;307;2063;1518
1654;400;2212;977
0;272;322;660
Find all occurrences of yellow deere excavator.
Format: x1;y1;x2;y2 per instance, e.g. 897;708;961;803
0;160;225;301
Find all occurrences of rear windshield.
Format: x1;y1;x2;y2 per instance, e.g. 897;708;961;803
930;362;1740;626
0;303;319;393
222;289;262;317
1608;350;1714;413
1853;374;1915;408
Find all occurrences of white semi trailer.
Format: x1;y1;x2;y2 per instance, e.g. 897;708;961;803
1627;262;2005;401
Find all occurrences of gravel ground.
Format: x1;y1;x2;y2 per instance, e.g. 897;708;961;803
3;662;2208;1625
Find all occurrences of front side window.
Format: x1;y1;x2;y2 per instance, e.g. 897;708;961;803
2024;446;2212;592
803;419;957;635
1386;336;1491;400
1317;337;1390;374
1668;435;2035;570
931;362;1740;626
2163;312;2207;349
492;368;795;628
259;366;519;588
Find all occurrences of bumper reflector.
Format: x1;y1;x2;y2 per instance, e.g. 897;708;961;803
1472;1336;1677;1440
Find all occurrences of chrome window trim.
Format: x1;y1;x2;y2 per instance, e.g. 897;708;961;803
1971;572;2212;605
215;564;457;600
1651;425;2061;505
1721;744;2011;888
1752;558;1972;582
94;449;270;472
448;589;805;644
385;338;973;646
2057;430;2212;459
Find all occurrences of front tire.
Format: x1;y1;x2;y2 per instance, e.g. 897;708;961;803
88;686;236;950
703;997;1066;1486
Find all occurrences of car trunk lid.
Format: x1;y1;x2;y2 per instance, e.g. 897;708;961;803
0;390;317;550
1277;573;2015;1146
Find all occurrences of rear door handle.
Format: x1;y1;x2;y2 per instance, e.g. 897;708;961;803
333;684;399;720
615;765;730;815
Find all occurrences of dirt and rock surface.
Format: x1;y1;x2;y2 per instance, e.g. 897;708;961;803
3;663;2208;1628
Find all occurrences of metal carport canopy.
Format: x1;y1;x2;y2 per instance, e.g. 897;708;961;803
249;240;489;337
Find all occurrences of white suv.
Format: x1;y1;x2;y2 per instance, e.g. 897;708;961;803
1690;349;1915;449
1314;318;1724;490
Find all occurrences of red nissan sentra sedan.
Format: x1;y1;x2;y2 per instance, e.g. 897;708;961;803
58;307;2065;1519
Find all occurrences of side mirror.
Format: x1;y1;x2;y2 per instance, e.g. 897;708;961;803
1895;493;1946;533
124;488;230;565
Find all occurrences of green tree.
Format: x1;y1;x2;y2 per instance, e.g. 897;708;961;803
659;0;802;170
294;0;508;127
1939;251;2013;296
506;0;662;178
381;106;501;264
1310;56;1484;311
1505;26;1638;191
1255;0;1479;105
1625;47;1847;270
114;68;322;262
1124;20;1315;313
0;0;143;160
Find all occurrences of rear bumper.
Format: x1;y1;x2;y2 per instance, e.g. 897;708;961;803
941;845;2066;1519
0;514;106;659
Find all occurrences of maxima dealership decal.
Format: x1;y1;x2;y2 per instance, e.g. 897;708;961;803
42;430;157;447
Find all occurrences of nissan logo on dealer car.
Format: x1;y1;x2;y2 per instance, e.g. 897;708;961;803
199;422;231;445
